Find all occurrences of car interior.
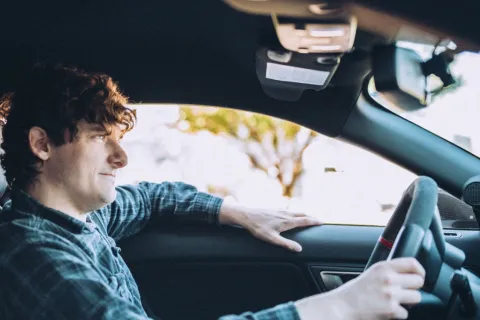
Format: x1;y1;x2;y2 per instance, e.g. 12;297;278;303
1;0;480;319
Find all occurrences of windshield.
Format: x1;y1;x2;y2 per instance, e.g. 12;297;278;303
370;44;480;157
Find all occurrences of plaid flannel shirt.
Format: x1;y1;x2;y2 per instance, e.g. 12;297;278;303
0;181;300;320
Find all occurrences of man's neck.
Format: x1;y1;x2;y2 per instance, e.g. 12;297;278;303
25;180;87;222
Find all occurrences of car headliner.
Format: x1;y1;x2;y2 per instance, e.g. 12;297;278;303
0;0;477;137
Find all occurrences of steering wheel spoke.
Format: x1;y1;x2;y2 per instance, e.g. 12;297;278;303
389;224;426;260
366;176;442;269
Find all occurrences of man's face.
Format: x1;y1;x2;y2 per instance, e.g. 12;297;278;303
42;120;128;213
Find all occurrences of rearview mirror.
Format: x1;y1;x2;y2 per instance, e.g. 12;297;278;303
372;45;428;112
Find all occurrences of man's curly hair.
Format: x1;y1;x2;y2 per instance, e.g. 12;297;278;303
0;64;137;189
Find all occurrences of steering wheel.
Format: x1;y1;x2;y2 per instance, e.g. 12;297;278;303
365;176;445;289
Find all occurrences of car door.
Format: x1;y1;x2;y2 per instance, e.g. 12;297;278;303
119;222;480;320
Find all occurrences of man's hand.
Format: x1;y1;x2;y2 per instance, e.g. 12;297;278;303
295;257;426;320
219;200;322;252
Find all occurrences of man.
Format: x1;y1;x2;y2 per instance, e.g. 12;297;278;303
0;64;425;319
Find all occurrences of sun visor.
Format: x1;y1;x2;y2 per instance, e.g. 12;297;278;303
255;48;340;101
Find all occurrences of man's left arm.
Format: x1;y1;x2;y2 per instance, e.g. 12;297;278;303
97;181;221;240
99;181;322;251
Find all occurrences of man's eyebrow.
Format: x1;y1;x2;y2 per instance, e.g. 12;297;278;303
86;124;109;133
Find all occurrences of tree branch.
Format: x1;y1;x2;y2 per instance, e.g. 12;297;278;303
283;130;316;197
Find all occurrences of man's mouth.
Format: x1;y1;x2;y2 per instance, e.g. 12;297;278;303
100;173;116;177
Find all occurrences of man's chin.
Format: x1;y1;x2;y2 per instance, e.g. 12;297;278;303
104;189;117;203
96;189;117;209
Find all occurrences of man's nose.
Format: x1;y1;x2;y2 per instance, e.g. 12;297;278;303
108;141;128;169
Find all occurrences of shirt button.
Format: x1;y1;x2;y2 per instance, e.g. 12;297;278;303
81;227;92;234
112;246;122;257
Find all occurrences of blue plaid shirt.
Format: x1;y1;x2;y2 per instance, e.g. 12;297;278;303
0;182;300;320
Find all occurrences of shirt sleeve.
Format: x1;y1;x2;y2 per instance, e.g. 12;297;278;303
95;181;224;241
0;238;151;320
218;302;301;320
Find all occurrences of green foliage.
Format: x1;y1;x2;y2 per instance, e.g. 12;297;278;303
175;106;317;197
178;106;308;142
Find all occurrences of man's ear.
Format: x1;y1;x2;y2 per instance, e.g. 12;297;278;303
28;127;51;161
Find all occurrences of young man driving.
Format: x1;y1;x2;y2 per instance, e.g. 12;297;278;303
0;64;425;319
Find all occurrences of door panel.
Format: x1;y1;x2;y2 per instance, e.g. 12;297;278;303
120;225;380;264
120;224;480;320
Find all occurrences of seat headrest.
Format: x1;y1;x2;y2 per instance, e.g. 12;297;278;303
0;171;6;199
0;171;8;209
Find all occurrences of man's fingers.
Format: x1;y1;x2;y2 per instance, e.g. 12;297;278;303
291;212;322;222
389;287;422;305
267;233;302;252
279;217;322;232
390;274;425;289
292;212;308;217
389;304;409;320
389;258;426;278
294;217;323;227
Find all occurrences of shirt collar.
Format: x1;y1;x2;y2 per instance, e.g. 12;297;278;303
10;188;95;234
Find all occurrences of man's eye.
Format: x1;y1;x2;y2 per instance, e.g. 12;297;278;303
95;135;107;141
